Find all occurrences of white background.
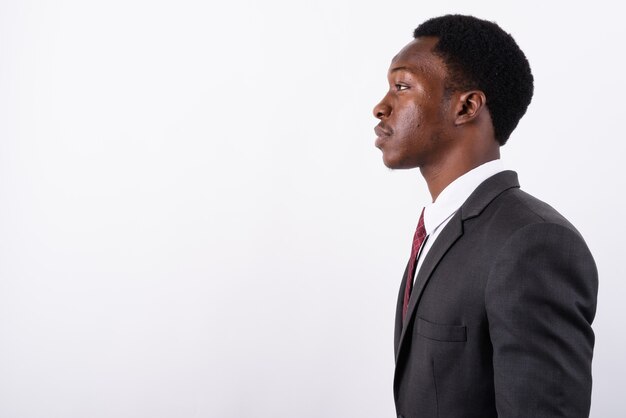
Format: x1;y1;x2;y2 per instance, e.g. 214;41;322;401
1;0;624;417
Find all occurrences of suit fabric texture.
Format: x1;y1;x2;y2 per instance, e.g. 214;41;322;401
393;171;598;418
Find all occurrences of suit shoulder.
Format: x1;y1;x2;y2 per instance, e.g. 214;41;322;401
490;187;582;238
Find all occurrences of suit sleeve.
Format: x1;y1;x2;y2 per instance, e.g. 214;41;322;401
485;222;598;417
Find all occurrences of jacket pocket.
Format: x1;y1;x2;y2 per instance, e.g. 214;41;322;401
416;317;467;342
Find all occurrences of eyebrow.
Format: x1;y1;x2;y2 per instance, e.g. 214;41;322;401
390;66;415;74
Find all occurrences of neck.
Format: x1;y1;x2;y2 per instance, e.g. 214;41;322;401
420;146;500;202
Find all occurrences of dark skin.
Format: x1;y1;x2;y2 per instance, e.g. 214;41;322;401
373;37;500;202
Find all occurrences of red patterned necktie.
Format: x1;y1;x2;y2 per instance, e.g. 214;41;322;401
402;208;427;322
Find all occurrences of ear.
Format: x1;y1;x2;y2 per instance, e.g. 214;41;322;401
453;90;487;126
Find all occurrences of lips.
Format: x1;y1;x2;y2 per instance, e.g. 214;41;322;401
375;124;392;148
374;124;392;137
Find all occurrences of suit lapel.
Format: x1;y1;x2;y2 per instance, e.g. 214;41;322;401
393;170;521;361
395;213;463;360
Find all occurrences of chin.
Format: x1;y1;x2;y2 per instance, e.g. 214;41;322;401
381;153;397;169
382;153;417;170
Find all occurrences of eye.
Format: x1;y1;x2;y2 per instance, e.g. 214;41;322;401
395;84;409;91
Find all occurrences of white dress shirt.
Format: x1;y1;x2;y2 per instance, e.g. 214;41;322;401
412;159;506;284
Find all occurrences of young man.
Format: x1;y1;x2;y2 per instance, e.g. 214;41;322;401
373;15;598;418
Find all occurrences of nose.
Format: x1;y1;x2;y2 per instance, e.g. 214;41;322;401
373;94;391;120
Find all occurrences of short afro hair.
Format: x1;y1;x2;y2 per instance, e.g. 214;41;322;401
414;14;533;145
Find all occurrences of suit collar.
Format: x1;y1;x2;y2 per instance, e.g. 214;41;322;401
460;170;520;220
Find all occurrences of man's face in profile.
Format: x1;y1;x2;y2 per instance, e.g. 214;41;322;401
373;37;453;170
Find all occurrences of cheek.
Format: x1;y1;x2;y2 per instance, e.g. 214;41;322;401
397;106;424;141
395;101;420;126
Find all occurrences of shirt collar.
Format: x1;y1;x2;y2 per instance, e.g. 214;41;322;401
423;160;506;235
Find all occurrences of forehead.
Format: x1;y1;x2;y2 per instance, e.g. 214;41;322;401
389;36;447;77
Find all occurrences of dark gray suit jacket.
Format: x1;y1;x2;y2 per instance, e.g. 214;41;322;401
394;171;598;418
